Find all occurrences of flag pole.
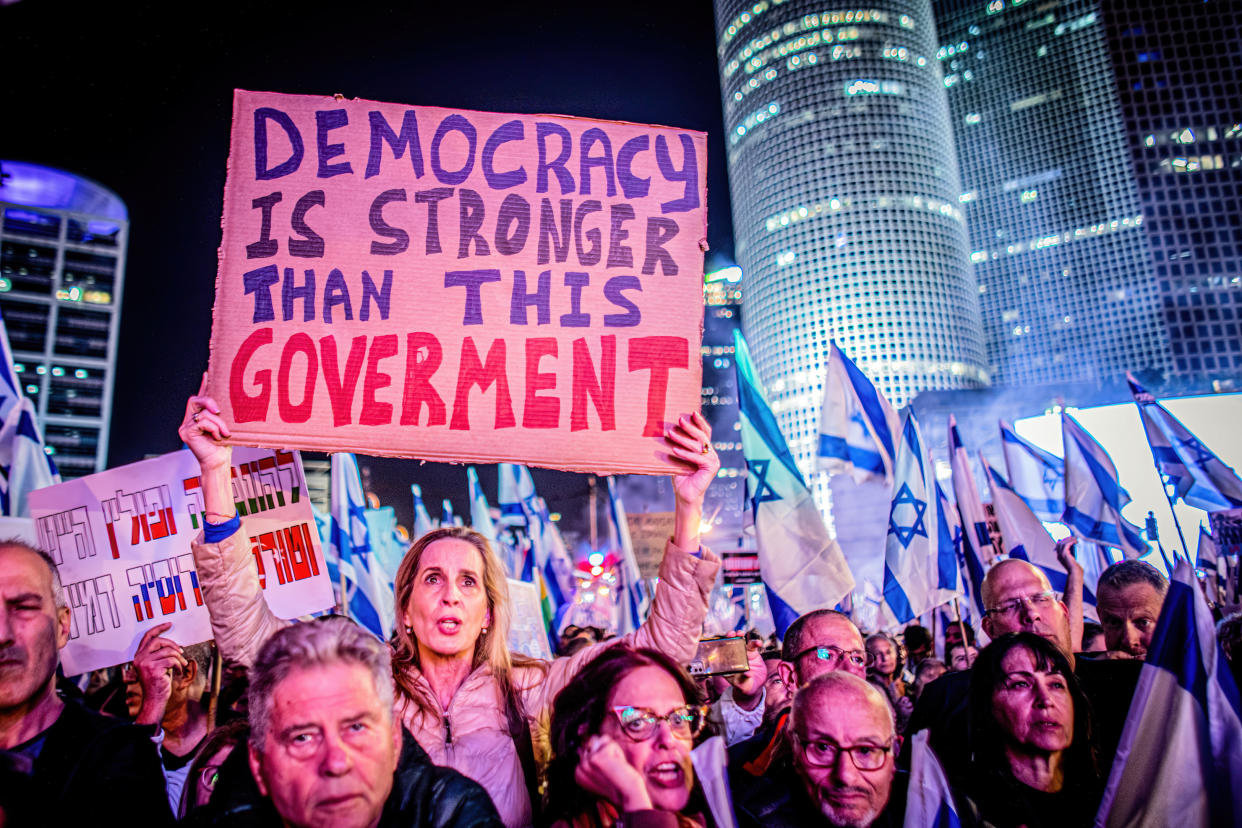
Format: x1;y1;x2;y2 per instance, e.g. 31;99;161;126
952;598;969;650
1129;382;1192;562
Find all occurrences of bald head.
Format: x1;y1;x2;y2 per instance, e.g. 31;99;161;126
981;559;1072;657
790;671;894;737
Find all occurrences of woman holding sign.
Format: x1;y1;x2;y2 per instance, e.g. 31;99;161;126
179;386;720;828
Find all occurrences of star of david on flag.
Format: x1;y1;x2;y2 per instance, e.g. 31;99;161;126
888;483;928;549
734;330;854;636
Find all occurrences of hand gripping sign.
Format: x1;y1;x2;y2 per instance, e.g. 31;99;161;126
208;90;707;474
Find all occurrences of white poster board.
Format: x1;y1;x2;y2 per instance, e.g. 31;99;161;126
29;447;333;674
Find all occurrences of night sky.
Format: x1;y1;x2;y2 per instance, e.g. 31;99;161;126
5;0;736;534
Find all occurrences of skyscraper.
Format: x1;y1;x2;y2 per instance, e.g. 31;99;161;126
933;0;1171;388
702;268;746;544
713;0;988;484
1100;0;1242;389
0;161;128;478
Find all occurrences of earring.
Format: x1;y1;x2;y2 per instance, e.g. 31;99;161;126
404;625;413;634
481;626;489;635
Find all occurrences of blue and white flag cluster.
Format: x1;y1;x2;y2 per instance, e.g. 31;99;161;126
880;412;960;628
948;417;991;618
983;456;1097;614
329;452;394;639
1061;413;1148;560
1128;374;1242;513
816;341;900;485
0;312;59;516
1095;559;1242;827
1000;419;1064;523
735;331;854;636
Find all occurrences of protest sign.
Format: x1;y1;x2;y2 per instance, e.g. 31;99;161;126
721;549;761;585
506;578;553;660
29;447;333;675
208;90;707;474
625;510;677;579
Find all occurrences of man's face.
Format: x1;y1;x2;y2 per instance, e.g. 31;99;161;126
792;684;896;828
947;645;978;672
0;546;70;713
779;615;867;688
1098;582;1164;659
249;662;401;828
981;562;1072;656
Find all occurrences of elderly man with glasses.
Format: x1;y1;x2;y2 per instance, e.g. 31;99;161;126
905;557;1141;782
739;672;905;827
728;611;878;816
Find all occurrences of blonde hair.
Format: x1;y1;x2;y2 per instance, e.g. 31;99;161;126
390;526;544;730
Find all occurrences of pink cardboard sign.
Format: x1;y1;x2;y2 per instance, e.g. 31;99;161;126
208;90;707;474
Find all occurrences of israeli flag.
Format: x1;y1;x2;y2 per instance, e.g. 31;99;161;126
904;731;963;828
1000;419;1064;523
880;412;959;627
983;457;1097;613
1061;414;1148;559
441;498;456;527
606;476;645;634
948;417;992;617
934;481;964;598
1128;374;1242;513
410;484;435;539
1095;558;1242;827
735;330;855;636
497;463;537;529
0;312;59;516
330;453;394;639
468;466;518;577
817;341;900;485
1196;525;1226;605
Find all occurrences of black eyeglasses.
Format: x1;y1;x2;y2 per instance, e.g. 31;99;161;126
793;735;895;770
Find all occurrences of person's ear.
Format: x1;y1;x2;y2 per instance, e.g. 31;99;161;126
981;616;994;639
777;660;798;691
177;659;198;691
55;606;71;650
249;745;268;796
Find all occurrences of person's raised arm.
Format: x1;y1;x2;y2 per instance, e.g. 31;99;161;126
178;376;234;524
180;376;288;667
1057;537;1085;652
666;412;719;552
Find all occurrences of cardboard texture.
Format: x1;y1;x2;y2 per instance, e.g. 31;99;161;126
29;447;333;675
625;510;677;579
208;90;707;474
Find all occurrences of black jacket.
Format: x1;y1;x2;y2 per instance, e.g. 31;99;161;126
190;728;503;827
2;698;173;827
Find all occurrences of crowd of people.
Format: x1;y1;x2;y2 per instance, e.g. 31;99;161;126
0;391;1239;827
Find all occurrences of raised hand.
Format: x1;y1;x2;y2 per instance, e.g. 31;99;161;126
179;374;232;473
131;622;187;726
574;735;653;813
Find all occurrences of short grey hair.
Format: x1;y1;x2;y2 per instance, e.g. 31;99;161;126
1098;560;1168;598
248;616;394;749
1;539;67;611
789;670;895;739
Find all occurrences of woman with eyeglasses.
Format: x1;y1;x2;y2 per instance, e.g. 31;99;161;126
958;632;1102;828
179;387;721;828
865;633;912;733
546;647;710;828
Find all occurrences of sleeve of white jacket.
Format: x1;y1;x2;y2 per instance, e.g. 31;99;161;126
190;528;291;668
518;538;720;715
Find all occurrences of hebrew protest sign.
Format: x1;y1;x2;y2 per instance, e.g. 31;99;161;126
207;90;707;474
29;447;333;675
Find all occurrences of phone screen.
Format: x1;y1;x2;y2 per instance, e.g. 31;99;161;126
687;637;749;677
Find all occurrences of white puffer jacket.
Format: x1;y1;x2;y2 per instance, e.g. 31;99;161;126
191;529;719;828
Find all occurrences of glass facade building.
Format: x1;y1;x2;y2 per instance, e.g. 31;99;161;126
0;161;128;478
713;0;987;484
1101;0;1242;389
933;0;1171;387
